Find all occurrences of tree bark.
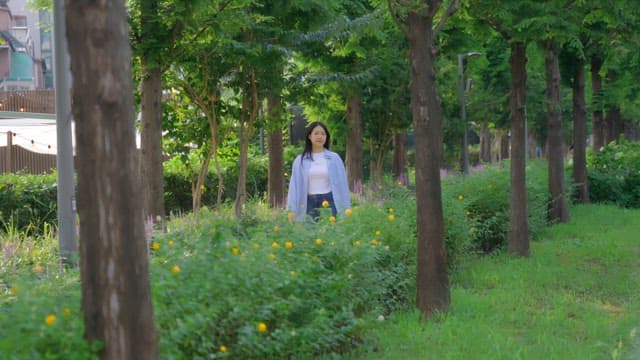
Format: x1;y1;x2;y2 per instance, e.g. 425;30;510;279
345;95;364;192
140;0;166;226
479;122;491;163
267;96;285;208
406;11;449;317
392;132;409;185
234;71;259;218
591;55;604;152
544;40;569;224
507;41;529;257
571;62;589;204
65;1;157;358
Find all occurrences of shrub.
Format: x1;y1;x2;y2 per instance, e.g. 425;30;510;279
444;160;549;253
151;204;415;359
588;140;640;208
0;173;58;235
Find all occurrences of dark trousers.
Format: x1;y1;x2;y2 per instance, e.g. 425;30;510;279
307;192;337;220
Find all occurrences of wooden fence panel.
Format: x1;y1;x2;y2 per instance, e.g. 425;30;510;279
0;145;57;174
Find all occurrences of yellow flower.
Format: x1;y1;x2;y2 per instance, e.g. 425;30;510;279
287;211;295;223
329;216;336;223
168;240;175;247
232;247;240;255
388;214;395;222
315;238;323;246
290;270;296;276
219;345;228;353
171;265;181;274
375;230;381;236
388;208;394;213
152;242;160;251
10;285;18;294
45;314;57;326
321;200;329;208
271;242;279;249
257;322;268;332
269;253;276;260
354;240;361;246
285;241;293;250
371;239;379;246
345;208;352;216
63;308;71;317
458;194;464;201
273;225;280;232
33;264;43;273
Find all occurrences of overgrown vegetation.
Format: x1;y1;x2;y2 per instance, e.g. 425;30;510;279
588;139;640;208
0;173;58;235
1;161;556;358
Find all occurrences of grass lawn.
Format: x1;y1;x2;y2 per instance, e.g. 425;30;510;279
346;204;640;360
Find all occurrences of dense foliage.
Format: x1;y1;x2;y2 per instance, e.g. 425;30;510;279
0;173;58;235
1;162;553;358
587;140;640;208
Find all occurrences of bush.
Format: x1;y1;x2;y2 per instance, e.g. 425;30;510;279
151;203;415;359
0;173;58;235
444;160;549;253
588;140;640;208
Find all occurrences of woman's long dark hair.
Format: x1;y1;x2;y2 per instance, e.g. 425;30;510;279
301;121;331;163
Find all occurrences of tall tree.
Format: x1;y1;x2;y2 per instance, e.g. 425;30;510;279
543;39;570;223
469;0;539;256
65;0;157;358
388;0;459;317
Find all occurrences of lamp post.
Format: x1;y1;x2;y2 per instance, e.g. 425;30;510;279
458;51;481;175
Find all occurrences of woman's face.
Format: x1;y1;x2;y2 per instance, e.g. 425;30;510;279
308;126;326;149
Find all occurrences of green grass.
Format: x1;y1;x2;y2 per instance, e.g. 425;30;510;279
346;204;640;360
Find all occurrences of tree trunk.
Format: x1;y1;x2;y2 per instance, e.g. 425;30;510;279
65;1;157;358
591;55;604;152
392;132;409;185
571;62;589;204
267;96;285;208
406;12;449;318
479;122;491;163
345;95;364;192
605;104;622;145
192;147;212;211
507;41;529;257
544;40;569;224
234;71;259;218
500;133;510;160
140;0;165;226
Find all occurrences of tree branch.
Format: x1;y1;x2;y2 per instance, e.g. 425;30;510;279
433;0;460;39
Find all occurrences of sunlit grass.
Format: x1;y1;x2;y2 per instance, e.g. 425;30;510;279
346;204;640;360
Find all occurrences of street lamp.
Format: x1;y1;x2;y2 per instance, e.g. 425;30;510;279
458;51;481;175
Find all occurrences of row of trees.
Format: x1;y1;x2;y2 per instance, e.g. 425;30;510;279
44;0;640;357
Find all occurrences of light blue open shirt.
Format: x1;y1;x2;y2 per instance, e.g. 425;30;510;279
287;149;351;221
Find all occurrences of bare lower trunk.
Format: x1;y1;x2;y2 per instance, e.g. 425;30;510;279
234;71;259;218
392;132;409;184
192;148;212;211
591;56;604;152
507;41;529;256
572;63;589;204
544;40;569;224
406;12;449;318
267;96;285;208
479;122;491;163
66;1;157;357
345;95;363;191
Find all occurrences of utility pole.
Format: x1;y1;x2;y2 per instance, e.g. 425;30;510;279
54;0;77;264
458;51;481;175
